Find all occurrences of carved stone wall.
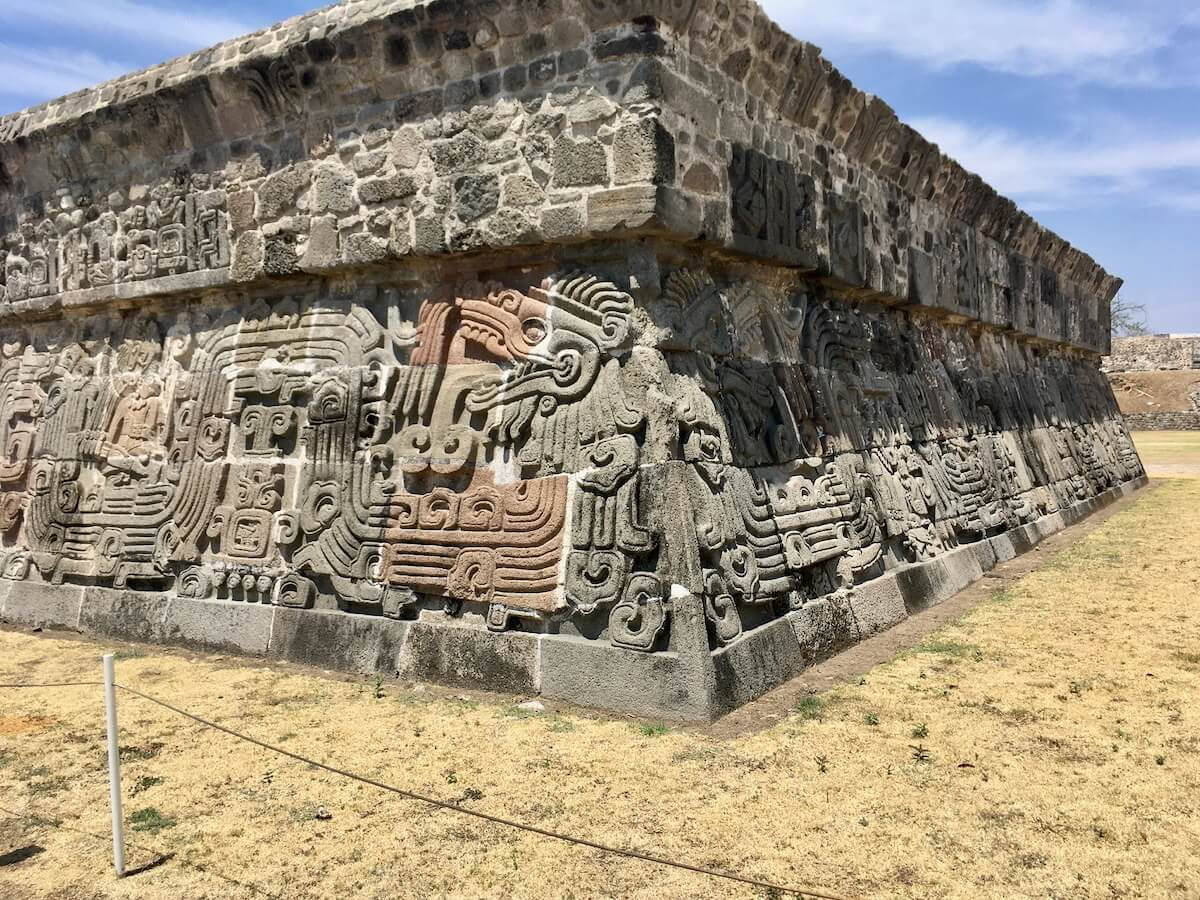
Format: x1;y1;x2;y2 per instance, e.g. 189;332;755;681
0;0;1145;719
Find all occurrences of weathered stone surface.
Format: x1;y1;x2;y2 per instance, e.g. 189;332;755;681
553;137;609;187
503;174;546;207
1103;335;1200;429
301;216;340;271
587;185;659;230
399;623;539;695
358;173;418;205
1121;411;1200;431
79;589;169;644
454;174;500;222
269;608;409;676
0;0;1145;721
259;166;311;221
312;163;358;214
613;120;675;186
159;598;274;655
1104;335;1200;372
2;583;84;631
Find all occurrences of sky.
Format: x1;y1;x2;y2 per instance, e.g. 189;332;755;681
0;0;1195;332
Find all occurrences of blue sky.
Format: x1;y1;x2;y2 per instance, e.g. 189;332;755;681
0;0;1196;332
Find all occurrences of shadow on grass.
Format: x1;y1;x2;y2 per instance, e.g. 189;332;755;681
0;844;43;866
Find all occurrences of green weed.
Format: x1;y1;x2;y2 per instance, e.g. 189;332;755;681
794;696;825;722
131;775;163;796
129;807;176;834
503;705;544;719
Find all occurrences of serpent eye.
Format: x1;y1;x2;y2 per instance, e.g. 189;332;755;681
521;317;547;345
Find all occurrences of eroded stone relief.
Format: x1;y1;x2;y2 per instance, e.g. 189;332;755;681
0;265;1142;655
5;185;230;301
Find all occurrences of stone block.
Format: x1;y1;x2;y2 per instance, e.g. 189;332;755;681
258;164;310;220
988;534;1018;565
159;599;274;655
342;232;390;264
711;616;806;714
896;547;986;614
967;540;999;575
790;596;863;665
503;174;544;207
311;162;357;214
358;173;418;204
413;215;446;254
613;119;675;186
79;588;170;643
398;622;538;695
263;236;300;275
826;194;866;287
228;189;257;231
541;635;710;721
231;231;265;281
553;136;608;187
301;215;340;271
454;174;500;222
587;185;658;231
848;575;909;637
1;583;84;631
269;608;409;675
728;145;820;268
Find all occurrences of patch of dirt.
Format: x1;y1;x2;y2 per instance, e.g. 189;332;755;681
1109;370;1200;415
0;717;55;737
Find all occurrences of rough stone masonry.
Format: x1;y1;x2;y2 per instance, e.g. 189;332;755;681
0;0;1146;720
1105;335;1200;431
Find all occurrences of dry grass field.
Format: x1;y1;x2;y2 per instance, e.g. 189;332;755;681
1;432;1197;899
1130;430;1200;477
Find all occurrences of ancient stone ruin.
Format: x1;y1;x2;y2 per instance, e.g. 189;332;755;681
1105;335;1200;431
1105;335;1200;374
0;0;1145;720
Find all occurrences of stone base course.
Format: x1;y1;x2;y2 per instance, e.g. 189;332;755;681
3;477;1146;722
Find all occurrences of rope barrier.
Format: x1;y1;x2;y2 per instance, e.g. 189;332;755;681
115;684;849;900
0;681;102;689
1;677;853;900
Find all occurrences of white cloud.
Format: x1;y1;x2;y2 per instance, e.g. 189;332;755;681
0;0;255;53
1145;191;1200;213
764;0;1187;86
911;115;1200;211
0;45;129;101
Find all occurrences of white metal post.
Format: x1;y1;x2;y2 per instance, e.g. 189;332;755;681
103;653;125;877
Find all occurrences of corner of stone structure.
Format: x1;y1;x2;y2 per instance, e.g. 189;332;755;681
0;0;1145;721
